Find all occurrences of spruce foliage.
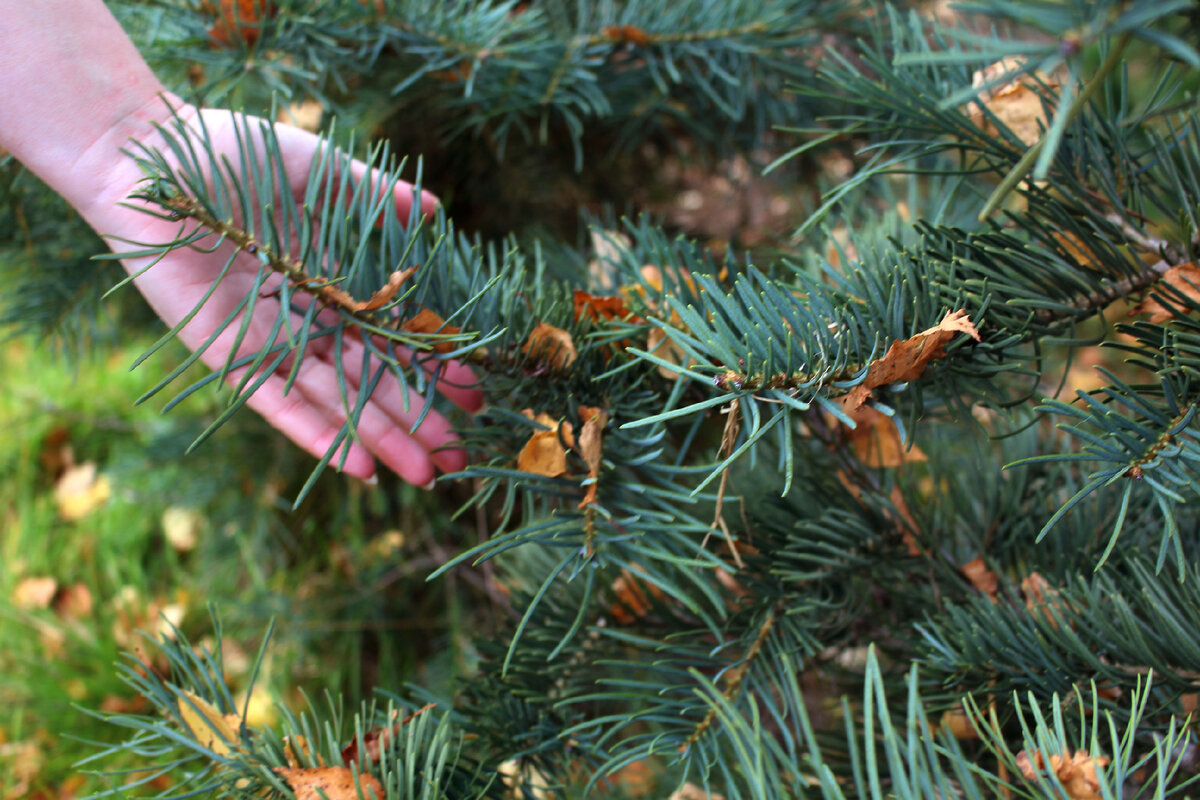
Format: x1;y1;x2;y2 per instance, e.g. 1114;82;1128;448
9;0;1200;796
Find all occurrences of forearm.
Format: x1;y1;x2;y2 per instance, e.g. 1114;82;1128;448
0;0;176;216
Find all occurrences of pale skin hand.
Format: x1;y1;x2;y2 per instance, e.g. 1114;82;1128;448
0;1;482;486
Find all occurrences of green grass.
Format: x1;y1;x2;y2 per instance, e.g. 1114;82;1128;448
0;333;489;796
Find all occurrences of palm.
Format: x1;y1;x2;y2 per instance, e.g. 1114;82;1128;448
84;105;482;486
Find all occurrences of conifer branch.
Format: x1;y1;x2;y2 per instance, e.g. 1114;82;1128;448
682;604;778;752
1033;258;1173;322
1127;402;1198;480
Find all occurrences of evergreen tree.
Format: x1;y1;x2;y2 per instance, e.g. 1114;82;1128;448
8;0;1200;797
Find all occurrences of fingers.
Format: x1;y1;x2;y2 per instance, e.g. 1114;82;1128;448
241;370;381;482
275;120;437;228
362;335;484;414
123;110;472;487
424;358;485;413
301;305;485;414
341;357;471;475
238;332;471;486
339;139;439;224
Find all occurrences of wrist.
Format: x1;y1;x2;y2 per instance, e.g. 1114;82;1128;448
0;0;174;217
68;92;195;224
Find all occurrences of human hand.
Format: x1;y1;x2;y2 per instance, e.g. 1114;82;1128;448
75;100;483;487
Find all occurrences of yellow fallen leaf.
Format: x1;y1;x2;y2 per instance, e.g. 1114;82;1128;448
12;576;57;609
177;690;241;757
274;767;383;800
940;706;979;740
162;506;203;553
53;462;111;521
670;783;727;800
279;99;324;132
234;688;277;728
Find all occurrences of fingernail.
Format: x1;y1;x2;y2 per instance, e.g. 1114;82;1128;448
362;473;379;487
422;478;437;491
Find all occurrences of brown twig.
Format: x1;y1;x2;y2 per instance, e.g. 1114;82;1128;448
699;398;745;569
682;604;777;751
1104;213;1185;264
1034;258;1172;322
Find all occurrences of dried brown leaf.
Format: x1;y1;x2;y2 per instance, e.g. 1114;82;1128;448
1017;748;1110;800
834;472;921;555
283;736;322;768
573;290;636;324
401;308;462;353
358;265;418;311
843;309;980;412
604;759;656;796
602;24;651;46
205;0;273;47
939;707;979;740
845;407;927;468
609;564;666;625
341;703;435;768
1016;749;1042;779
517;413;574;477
966;58;1060;147
961;557;998;601
1022;571;1070;628
575;406;608;507
1130;263;1200;324
670;783;727;800
54;583;94;620
522;322;577;369
274;767;383;800
308;265;418;313
646;328;693;380
4;740;43;799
